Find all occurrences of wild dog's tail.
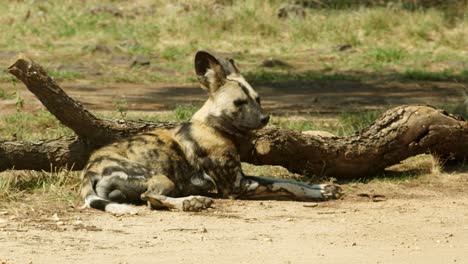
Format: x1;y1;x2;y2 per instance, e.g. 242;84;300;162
81;172;139;215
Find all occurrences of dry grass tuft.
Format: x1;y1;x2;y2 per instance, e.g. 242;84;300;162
0;168;81;206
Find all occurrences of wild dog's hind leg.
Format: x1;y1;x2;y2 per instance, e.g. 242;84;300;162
141;175;213;212
142;194;213;212
237;175;342;201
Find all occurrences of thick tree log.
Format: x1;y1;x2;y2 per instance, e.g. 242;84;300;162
0;137;91;171
243;106;467;178
1;57;467;178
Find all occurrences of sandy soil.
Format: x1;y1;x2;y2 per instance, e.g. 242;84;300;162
1;177;467;264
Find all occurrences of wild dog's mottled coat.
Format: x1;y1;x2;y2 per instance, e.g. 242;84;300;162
81;51;341;214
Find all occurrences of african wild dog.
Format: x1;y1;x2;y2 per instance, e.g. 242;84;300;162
80;51;342;214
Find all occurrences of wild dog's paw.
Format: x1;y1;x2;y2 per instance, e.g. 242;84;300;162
182;196;214;212
320;184;343;200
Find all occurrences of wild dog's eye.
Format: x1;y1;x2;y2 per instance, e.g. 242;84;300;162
255;97;261;104
233;99;247;107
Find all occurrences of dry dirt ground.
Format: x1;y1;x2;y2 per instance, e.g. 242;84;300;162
1;78;466;116
1;179;468;264
0;77;467;263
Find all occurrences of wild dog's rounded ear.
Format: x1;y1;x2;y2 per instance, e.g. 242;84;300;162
194;51;226;94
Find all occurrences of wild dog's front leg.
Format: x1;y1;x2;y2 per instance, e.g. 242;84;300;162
142;194;213;212
140;174;213;212
236;175;342;201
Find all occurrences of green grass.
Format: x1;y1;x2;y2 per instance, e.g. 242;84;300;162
439;98;468;120
271;118;321;133
271;110;382;136
0;103;382;142
0;72;17;83
403;69;468;82
245;70;362;83
0;110;74;141
367;47;407;63
48;69;86;81
173;105;200;121
162;46;193;61
0;169;80;202
337;110;382;135
0;1;466;84
0;88;15;99
301;0;467;10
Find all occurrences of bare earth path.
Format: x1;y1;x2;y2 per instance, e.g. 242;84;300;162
1;178;468;264
0;79;466;115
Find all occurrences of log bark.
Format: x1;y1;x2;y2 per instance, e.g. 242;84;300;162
2;57;467;178
242;106;467;178
0;137;91;171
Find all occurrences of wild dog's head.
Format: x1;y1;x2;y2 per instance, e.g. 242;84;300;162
191;51;269;134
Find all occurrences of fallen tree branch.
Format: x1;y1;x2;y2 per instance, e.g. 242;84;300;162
0;137;90;171
1;57;467;178
7;56;177;144
241;105;467;178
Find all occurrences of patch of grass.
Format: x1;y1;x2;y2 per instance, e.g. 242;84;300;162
367;154;458;184
0;72;17;83
402;69;468;82
48;69;85;81
147;72;164;82
0;169;80;202
346;154;439;185
439;96;468;120
0;1;465;83
336;110;382;136
121;111;174;123
270;115;335;134
0;88;15;100
272;111;382;136
113;96;128;119
126;42;153;56
1;110;74;141
162;46;191;61
367;47;407;63
304;0;467;10
173;104;200;121
271;118;320;132
115;104;201;123
244;70;361;83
